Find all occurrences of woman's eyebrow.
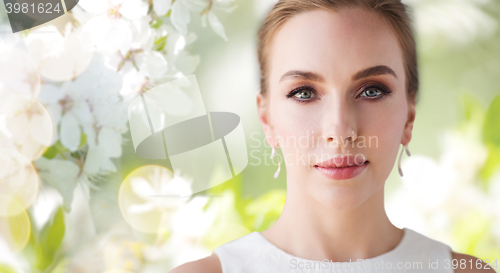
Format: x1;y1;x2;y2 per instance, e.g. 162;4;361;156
279;65;397;84
279;70;324;83
352;65;397;81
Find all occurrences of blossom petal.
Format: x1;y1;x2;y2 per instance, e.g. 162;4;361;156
174;50;199;75
154;0;172;16
208;11;228;41
26;25;94;82
60;113;81;151
82;148;101;174
38;84;64;104
171;0;191;36
73;101;93;124
98;127;122;158
119;0;149;21
35;158;80;212
137;51;168;80
84;16;133;55
99;155;117;172
83;147;117;174
131;17;155;50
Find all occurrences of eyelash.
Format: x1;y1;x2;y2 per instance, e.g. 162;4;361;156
286;85;317;103
286;84;392;103
358;84;392;100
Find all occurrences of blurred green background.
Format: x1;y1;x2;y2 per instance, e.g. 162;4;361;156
0;0;499;272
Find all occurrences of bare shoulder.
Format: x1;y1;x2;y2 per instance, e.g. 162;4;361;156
451;251;497;273
169;253;222;273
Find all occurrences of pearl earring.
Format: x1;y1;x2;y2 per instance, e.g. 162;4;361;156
271;146;281;179
398;144;411;177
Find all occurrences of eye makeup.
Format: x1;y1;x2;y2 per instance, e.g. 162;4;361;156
285;81;393;103
286;85;319;103
356;82;392;101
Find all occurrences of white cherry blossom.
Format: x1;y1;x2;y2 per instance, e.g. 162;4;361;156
0;47;41;98
34;157;81;212
0;0;235;268
0;93;53;160
25;24;94;82
81;0;149;55
199;0;236;41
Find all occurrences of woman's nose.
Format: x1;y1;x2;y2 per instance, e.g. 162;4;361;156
322;96;358;151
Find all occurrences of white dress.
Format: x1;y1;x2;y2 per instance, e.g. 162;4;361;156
213;227;455;272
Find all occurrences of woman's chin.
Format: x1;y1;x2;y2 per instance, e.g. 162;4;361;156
311;186;373;211
312;174;386;211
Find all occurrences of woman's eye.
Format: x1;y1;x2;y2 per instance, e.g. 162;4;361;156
295;90;313;99
287;87;317;102
359;86;386;99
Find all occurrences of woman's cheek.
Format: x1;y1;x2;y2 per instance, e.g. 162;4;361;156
364;108;403;175
269;104;309;167
275;104;320;144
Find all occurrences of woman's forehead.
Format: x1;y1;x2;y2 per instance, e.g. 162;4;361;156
268;8;405;86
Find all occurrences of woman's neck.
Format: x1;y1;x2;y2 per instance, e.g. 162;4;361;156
260;185;403;262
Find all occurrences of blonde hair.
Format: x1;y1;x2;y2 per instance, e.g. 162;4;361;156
257;0;419;104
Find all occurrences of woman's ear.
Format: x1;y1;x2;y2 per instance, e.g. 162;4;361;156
256;92;276;146
401;101;416;146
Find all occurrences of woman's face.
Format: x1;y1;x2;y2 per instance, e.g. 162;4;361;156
257;8;416;210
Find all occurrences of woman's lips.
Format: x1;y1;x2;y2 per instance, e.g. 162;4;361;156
314;160;369;180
